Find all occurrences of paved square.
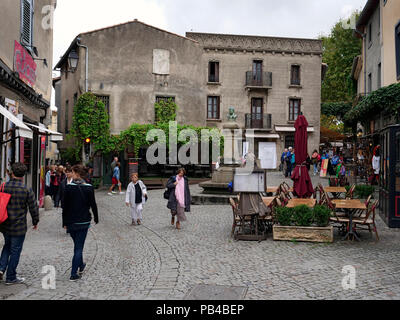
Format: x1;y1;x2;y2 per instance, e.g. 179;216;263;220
1;172;399;300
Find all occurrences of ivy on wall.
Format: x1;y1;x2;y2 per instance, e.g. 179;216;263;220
344;83;400;126
67;93;224;162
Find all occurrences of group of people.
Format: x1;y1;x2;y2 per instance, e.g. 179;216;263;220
0;159;192;284
45;164;94;207
280;148;348;179
0;162;98;284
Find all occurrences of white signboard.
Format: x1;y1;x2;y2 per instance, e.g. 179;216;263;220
153;49;170;75
234;171;265;193
258;142;277;169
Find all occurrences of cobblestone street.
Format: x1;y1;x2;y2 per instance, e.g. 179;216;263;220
1;172;400;300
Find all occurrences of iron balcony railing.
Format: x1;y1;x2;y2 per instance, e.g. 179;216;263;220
245;71;273;87
245;113;272;130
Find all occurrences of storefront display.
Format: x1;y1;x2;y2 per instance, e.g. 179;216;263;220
379;124;400;228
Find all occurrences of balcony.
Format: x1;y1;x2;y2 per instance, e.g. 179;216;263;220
245;71;272;90
245;113;272;130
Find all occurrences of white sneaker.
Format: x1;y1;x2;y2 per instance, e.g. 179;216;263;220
111;191;117;194
6;277;25;285
108;192;113;196
119;192;125;195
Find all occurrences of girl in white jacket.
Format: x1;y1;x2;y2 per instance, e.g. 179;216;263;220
125;173;147;225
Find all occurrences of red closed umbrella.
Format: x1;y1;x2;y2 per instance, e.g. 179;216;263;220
291;115;314;198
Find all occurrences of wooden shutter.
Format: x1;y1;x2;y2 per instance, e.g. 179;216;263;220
21;0;34;47
215;62;219;82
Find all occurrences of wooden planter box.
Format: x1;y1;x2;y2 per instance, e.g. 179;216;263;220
273;225;334;243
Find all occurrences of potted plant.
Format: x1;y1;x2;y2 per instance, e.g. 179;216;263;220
273;205;334;243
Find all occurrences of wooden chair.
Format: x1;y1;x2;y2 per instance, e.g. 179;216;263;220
229;198;241;237
352;200;379;241
278;183;292;200
328;202;350;234
353;194;372;218
345;184;356;199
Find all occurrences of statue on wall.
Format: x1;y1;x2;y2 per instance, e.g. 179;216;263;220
227;106;238;121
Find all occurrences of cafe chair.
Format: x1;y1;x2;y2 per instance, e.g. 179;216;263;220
345;184;356;199
229;197;251;238
352;194;372;218
329;203;349;235
229;197;241;237
352;200;379;241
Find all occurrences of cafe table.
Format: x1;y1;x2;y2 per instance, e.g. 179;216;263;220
324;186;347;199
286;198;316;208
262;196;276;207
332;199;367;241
266;187;279;194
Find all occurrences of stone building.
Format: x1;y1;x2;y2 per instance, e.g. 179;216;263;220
186;32;323;168
0;0;58;203
351;0;400;135
56;19;323;177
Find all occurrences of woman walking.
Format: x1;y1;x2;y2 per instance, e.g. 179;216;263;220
166;168;191;230
125;173;147;225
62;164;99;282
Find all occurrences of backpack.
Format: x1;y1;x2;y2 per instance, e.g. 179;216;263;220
163;188;170;200
0;183;11;224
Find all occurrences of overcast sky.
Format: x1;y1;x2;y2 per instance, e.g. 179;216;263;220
51;0;367;103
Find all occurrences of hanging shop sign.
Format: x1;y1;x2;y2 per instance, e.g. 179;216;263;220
13;41;37;87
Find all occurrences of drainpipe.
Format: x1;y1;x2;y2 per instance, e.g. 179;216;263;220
76;37;88;92
76;37;89;162
354;29;367;95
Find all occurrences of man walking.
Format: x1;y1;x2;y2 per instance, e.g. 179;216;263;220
110;156;118;194
0;163;39;285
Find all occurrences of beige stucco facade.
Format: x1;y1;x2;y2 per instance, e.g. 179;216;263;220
382;0;400;86
0;0;56;198
186;32;322;162
0;0;55;122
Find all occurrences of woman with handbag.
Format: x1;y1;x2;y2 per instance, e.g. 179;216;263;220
125;173;147;226
62;164;99;282
166;168;191;230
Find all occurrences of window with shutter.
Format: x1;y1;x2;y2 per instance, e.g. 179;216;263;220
21;0;34;47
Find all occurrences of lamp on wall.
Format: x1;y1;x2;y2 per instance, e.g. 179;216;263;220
34;58;48;67
67;50;79;73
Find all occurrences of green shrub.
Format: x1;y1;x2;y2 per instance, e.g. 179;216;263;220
292;205;314;227
354;185;375;199
313;205;331;227
276;207;294;226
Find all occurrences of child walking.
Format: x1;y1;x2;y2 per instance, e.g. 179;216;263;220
125;173;147;225
108;162;123;195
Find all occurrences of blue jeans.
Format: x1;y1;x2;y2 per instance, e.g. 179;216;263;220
314;163;319;174
68;225;89;276
0;234;26;281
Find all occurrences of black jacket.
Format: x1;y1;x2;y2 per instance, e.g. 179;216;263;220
62;179;99;227
166;176;191;212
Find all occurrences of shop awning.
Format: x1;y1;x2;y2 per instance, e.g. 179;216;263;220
0;104;33;139
275;125;315;133
245;133;280;139
25;123;63;142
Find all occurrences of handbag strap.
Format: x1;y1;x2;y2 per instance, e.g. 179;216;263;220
0;183;5;193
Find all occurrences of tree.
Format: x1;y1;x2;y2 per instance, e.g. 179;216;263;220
320;11;362;103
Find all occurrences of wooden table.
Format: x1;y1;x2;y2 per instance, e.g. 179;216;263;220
266;187;279;194
324;187;347;198
286;198;316;208
262;197;276;207
332;199;367;241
